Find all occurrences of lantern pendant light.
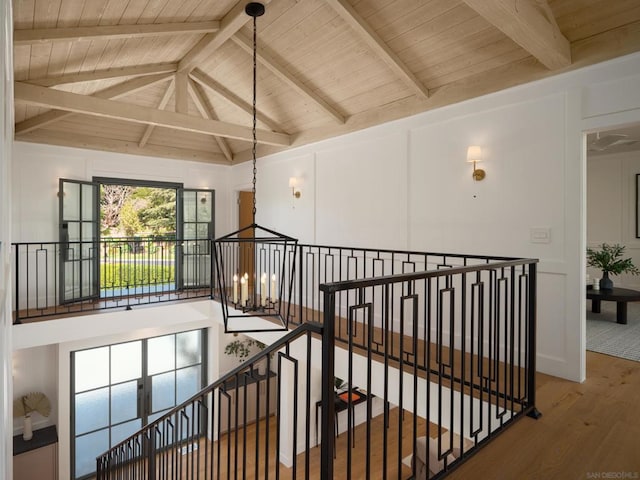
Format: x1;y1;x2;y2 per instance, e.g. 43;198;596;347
213;2;298;333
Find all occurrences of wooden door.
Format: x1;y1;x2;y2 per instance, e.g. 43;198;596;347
238;191;255;294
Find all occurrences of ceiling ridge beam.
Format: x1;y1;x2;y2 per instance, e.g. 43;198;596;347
461;0;571;70
14;81;291;146
26;63;178;87
139;78;176;148
178;0;273;73
190;69;283;133
324;0;429;99
188;79;233;163
16;73;174;135
231;32;345;124
14;21;220;45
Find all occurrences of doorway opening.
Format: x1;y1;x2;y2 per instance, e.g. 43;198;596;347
585;124;640;363
58;177;215;304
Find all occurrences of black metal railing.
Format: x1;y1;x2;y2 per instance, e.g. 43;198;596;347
13;240;517;325
12;237;212;322
92;241;539;479
319;258;539;479
96;322;328;480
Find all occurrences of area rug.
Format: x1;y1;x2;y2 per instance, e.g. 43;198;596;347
587;301;640;362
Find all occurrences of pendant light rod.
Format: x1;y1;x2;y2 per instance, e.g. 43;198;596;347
246;2;264;225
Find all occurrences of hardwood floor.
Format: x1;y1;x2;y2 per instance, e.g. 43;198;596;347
143;351;639;479
447;351;640;479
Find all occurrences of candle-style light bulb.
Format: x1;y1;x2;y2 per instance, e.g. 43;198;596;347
233;274;238;304
271;273;277;302
240;276;247;305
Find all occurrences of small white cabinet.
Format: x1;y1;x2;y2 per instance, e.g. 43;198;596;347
13;425;58;480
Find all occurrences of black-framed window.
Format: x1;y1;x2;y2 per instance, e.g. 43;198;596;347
71;329;207;480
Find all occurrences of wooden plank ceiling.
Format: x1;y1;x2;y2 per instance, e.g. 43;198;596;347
12;0;640;165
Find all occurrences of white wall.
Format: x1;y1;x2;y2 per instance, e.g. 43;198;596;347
233;52;640;383
12;299;218;480
1;1;13;478
11;142;234;242
587;150;640;288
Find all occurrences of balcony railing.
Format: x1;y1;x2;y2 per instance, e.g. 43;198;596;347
87;239;539;479
12;237;212;322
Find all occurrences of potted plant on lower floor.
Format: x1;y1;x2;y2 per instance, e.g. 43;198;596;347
224;337;271;374
587;243;640;290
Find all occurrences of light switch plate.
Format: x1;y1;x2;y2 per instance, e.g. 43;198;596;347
530;227;551;244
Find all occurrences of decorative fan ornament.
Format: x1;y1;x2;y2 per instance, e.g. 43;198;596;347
13;392;51;418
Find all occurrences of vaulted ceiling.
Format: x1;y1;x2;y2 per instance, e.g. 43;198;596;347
12;0;640;164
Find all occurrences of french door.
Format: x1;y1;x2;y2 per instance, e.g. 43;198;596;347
59;179;99;304
58;178;216;302
177;188;215;289
71;329;206;479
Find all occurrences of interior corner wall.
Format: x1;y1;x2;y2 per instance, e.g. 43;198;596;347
233;52;640;382
1;0;13;478
587;150;640;289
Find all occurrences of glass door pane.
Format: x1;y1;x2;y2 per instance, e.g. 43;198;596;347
177;188;215;289
59;178;99;304
72;330;206;479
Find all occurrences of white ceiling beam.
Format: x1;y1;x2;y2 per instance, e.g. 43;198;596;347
16;73;174;135
14;82;291;146
231;33;345;124
139;78;175;148
27;63;178;87
461;0;571;70
178;0;272;73
324;0;428;99
188;79;233;163
14;22;220;45
190;69;283;133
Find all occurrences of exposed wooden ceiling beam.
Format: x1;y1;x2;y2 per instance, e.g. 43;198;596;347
190;69;283;133
231;33;345;124
14;22;220;45
461;0;571;70
175;72;189;114
139;78;175;148
14;82;291;146
178;0;272;73
324;0;428;99
19;130;228;164
27;63;178;87
188;79;233;163
16;73;174;135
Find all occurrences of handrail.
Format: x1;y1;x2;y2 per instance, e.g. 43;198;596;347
296;242;521;262
318;257;539;293
105;321;322;455
96;323;329;480
90;239;538;480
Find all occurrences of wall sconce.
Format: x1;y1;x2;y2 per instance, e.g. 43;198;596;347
467;145;485;181
289;177;301;198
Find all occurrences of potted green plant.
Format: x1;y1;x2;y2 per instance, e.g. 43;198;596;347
224;338;266;362
586;243;639;290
